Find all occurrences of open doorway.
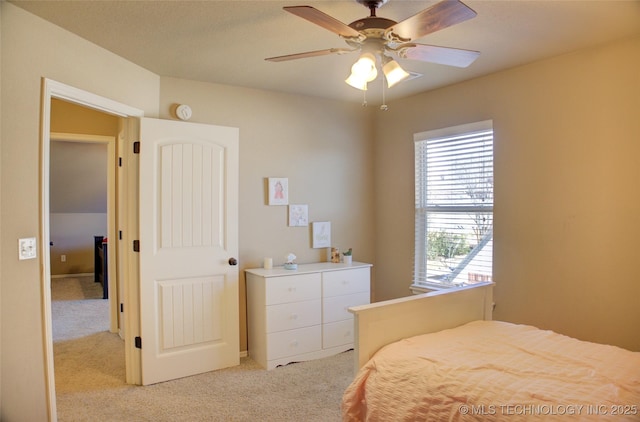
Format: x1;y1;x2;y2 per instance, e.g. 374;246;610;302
48;98;126;401
40;79;145;420
49;100;120;329
48;130;124;397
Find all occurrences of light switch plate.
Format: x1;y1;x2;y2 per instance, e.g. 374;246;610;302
19;237;37;260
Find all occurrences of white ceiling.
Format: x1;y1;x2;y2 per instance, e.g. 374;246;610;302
11;0;640;104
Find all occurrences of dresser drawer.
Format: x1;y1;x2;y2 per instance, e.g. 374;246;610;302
267;325;322;360
323;292;369;324
323;320;354;349
266;273;321;305
266;299;321;333
322;268;370;297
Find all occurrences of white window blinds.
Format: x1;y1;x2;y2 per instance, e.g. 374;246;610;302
414;121;494;288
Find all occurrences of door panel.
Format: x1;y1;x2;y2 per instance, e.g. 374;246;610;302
139;117;239;385
159;142;223;249
158;276;224;348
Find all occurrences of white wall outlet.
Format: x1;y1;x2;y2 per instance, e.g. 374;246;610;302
61;254;66;262
19;237;37;260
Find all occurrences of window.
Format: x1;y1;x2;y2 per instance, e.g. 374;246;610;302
413;121;493;290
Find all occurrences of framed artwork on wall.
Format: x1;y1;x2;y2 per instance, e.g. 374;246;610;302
289;204;308;227
312;221;331;248
267;177;288;205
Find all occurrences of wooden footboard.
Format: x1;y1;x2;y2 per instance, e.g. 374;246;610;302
348;282;494;371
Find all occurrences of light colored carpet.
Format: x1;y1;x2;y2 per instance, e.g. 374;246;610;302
51;275;104;301
52;276;109;342
52;276;354;421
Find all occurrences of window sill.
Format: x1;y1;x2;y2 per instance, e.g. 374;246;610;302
410;283;457;295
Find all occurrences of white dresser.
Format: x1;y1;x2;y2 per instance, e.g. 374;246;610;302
245;262;371;369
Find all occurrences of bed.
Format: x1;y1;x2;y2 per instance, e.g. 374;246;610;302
342;283;640;421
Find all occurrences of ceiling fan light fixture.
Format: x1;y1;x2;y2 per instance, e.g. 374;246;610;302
268;0;482;107
345;73;369;90
382;58;410;88
351;53;378;82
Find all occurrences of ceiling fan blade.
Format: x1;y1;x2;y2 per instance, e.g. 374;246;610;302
283;6;361;38
397;43;480;68
389;0;477;42
266;48;355;62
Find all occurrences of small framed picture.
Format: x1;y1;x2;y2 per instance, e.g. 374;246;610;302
289;204;308;227
268;177;288;205
312;221;331;248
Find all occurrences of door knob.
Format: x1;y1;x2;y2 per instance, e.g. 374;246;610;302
228;257;238;266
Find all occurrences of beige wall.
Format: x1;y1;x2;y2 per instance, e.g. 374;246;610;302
0;3;159;420
51;97;121;135
2;0;639;419
374;35;640;352
158;77;376;352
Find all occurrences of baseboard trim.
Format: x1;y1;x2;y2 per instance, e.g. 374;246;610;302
51;273;94;279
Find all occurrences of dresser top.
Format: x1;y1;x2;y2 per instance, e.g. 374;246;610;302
245;261;371;278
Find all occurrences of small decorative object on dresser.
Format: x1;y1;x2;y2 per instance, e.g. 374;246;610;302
342;248;353;265
330;247;340;263
245;261;372;369
283;253;297;270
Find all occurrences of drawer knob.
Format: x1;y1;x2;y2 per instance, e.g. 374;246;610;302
288;287;297;292
291;340;299;348
342;280;349;285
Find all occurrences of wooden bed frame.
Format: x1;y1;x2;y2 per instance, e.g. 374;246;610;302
348;282;494;370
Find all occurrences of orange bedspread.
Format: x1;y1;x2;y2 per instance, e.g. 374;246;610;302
342;320;640;421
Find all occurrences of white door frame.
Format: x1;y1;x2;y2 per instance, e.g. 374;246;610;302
40;78;144;420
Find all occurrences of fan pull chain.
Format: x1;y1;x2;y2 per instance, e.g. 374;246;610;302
362;88;368;107
380;79;388;111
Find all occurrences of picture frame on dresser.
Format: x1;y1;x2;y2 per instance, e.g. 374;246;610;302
245;261;372;370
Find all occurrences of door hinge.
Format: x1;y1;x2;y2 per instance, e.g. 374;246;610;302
119;230;123;240
118;157;122;167
133;240;140;252
133;141;140;154
120;303;124;313
135;336;142;349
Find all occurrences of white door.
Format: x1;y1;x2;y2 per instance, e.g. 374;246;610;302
138;117;239;385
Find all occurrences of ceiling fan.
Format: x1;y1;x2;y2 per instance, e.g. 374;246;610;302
266;0;480;92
